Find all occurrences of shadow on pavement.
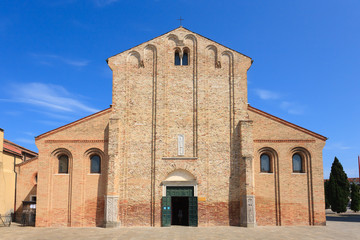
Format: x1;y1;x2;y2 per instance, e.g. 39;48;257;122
326;214;360;222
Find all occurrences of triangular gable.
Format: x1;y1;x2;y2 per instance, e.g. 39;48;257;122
248;105;327;141
107;26;252;62
35;107;111;140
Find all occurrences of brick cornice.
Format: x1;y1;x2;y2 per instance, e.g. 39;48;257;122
248;105;327;141
45;140;108;143
254;139;316;143
4;139;38;156
35;107;111;140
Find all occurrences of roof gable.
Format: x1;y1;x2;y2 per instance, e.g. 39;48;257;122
248;105;327;141
107;27;252;61
35;107;111;140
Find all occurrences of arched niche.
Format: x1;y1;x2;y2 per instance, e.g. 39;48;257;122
127;50;142;67
161;169;198;196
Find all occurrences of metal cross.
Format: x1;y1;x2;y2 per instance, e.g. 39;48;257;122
177;17;184;27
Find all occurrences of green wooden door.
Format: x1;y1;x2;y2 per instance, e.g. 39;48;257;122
189;196;198;227
162;196;171;227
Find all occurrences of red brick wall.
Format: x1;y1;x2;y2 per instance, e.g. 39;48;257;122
250;110;326;226
15;158;38;222
34;110;110;227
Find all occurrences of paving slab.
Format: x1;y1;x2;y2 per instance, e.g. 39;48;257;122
1;211;359;240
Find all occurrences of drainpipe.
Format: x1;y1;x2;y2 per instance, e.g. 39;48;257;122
13;155;17;222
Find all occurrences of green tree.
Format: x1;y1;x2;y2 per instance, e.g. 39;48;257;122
350;183;360;212
324;180;330;209
328;157;350;213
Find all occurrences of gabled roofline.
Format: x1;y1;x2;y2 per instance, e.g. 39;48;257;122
16;157;38;167
3;147;23;157
4;139;38;156
106;26;252;62
248;105;327;141
35;107;112;140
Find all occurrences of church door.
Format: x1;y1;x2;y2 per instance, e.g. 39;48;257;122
161;186;198;227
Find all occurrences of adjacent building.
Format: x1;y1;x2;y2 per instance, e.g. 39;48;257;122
0;128;38;217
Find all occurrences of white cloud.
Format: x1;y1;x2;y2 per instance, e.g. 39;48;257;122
280;101;305;115
31;53;89;67
14;138;35;144
7;82;99;113
254;89;280;100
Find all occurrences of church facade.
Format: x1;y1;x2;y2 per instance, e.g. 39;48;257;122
16;27;327;227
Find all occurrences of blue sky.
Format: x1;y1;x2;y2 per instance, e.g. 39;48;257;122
0;0;359;178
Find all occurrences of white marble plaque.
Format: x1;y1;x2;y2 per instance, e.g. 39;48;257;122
178;134;185;156
105;195;119;222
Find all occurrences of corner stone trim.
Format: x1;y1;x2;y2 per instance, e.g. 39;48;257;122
104;195;120;228
241;195;256;228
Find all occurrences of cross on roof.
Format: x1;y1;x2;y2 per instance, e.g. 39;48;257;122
177;17;184;27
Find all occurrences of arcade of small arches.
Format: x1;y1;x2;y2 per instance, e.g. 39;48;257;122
53;148;104;175
258;147;311;173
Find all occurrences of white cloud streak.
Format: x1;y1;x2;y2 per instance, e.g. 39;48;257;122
253;88;306;115
7;82;99;113
14;138;35;144
280;101;305;115
31;53;89;67
254;89;280;100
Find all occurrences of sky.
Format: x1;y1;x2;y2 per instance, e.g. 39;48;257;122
0;0;359;178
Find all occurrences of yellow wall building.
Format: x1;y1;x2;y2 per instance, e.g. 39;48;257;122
0;128;37;217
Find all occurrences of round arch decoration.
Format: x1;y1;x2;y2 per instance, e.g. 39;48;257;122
258;147;279;173
161;169;198;197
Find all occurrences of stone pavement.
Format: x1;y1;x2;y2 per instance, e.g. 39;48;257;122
1;211;359;240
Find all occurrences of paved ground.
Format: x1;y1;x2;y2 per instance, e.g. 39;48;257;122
1;211;359;240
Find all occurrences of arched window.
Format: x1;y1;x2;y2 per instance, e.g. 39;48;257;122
292;154;303;173
175;50;181;65
260;154;271;173
182;50;189;65
58;155;69;174
90;155;101;173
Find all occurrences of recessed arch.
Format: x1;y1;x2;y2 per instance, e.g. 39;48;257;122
258;147;278;173
290;147;311;173
127;50;142;67
164;169;196;182
84;148;106;174
161;169;198;196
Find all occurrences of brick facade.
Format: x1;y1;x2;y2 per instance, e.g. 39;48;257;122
16;27;326;227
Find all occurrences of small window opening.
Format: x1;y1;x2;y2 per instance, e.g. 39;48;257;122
260;154;271;172
175;51;181;65
182;51;188;65
90;155;101;173
292;154;303;173
58;155;69;174
30;195;37;202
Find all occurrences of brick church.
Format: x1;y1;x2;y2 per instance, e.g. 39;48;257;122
16;27;327;227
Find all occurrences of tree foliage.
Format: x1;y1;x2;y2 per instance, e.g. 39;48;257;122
328;157;350;213
350;183;360;212
324;180;330;209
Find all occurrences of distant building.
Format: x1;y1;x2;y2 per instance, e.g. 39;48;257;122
348;178;360;186
0;128;38;217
